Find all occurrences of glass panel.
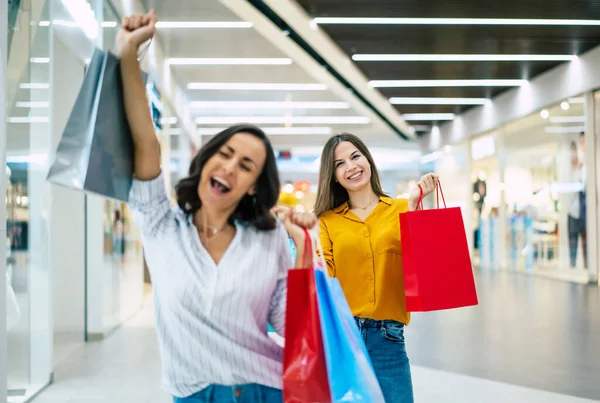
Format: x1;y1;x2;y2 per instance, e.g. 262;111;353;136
500;98;588;281
99;2;146;332
7;0;52;401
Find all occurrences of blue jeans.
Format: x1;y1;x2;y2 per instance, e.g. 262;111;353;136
355;318;414;403
173;384;282;403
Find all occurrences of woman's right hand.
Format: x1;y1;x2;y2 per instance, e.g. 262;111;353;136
116;9;157;58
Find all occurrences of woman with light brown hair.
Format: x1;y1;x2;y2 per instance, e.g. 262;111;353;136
315;133;437;403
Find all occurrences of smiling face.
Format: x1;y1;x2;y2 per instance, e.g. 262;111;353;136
198;132;267;211
333;141;372;193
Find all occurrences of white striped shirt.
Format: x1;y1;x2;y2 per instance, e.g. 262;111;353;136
128;173;292;398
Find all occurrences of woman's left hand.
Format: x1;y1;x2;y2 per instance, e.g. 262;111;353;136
408;173;439;211
272;206;318;247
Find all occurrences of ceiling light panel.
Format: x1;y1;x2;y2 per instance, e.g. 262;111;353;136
156;21;253;28
545;126;585;133
8;116;50;123
168;58;293;65
30;57;50;64
15;101;50;108
390;97;490;105
353;54;577;62
190;101;349;109
402;113;455;121
187;82;328;91
313;17;600;26
549;116;586;123
370;79;527;88
20;83;50;89
197;127;333;135
196;116;370;125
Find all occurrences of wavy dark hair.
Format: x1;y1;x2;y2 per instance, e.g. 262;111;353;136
175;124;279;230
314;133;386;217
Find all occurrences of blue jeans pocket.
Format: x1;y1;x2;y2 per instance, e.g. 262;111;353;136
381;321;406;343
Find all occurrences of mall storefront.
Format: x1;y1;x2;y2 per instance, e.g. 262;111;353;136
1;0;175;401
432;95;599;284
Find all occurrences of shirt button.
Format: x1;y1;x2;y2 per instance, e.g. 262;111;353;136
366;253;372;259
364;232;369;238
368;276;373;281
369;297;374;302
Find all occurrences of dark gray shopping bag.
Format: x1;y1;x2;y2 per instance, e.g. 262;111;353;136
47;48;146;201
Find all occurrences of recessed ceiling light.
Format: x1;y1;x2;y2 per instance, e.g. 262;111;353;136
190;101;350;109
196;116;370;125
156;21;253;28
313;17;600;26
561;101;570;110
402;113;455;121
19;83;50;89
197;127;333;135
168;58;293;65
540;109;550;119
353;54;577;62
390;97;490;105
549;116;585;123
187;82;328;91
370;79;527;88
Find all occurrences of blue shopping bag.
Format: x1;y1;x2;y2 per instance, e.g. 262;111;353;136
314;268;385;402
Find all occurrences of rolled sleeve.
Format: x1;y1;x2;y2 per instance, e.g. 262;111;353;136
128;172;173;239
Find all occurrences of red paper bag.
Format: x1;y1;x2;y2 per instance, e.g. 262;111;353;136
282;235;332;403
399;182;478;312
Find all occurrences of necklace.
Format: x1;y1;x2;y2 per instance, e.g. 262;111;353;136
197;224;228;236
351;197;379;210
194;218;231;246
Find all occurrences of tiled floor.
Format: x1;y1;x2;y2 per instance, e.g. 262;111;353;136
29;298;170;403
28;270;600;403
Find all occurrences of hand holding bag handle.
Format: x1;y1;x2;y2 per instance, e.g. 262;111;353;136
417;180;447;210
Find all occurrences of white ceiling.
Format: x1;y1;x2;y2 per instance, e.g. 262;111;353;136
141;0;417;159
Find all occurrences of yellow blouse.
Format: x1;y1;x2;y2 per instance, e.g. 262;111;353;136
319;196;410;324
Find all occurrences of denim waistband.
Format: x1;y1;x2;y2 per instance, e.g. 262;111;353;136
354;317;404;329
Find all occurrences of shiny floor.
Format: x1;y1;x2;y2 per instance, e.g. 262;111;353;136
28;270;600;403
407;269;600;401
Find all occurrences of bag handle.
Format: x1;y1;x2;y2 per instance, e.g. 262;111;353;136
295;227;328;272
417;180;447;210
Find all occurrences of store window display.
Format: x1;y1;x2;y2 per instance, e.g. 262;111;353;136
473;96;591;282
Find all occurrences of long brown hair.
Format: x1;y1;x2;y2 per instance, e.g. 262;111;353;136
314;133;387;217
175;124;279;230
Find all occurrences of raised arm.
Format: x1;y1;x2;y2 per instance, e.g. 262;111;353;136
116;10;161;181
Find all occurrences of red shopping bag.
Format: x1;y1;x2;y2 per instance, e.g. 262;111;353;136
283;234;332;403
399;182;478;312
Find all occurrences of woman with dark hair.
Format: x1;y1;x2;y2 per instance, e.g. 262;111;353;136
117;11;317;403
315;133;438;403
